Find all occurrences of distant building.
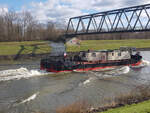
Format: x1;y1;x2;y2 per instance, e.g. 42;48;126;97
66;37;81;46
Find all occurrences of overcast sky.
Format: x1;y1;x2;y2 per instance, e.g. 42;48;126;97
0;0;150;22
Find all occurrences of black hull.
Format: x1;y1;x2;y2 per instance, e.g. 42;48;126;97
40;55;142;72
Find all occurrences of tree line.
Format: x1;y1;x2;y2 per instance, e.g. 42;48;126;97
0;10;65;42
0;10;150;42
78;32;150;40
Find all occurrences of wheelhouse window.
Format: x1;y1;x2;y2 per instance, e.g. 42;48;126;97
82;52;86;57
112;53;114;56
118;52;121;56
92;53;96;57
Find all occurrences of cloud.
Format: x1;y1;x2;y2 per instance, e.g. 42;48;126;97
26;0;149;22
123;0;149;6
0;5;8;15
29;0;82;22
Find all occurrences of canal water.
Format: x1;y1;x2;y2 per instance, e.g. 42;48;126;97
0;51;150;113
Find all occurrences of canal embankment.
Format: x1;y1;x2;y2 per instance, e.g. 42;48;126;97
1;39;150;60
56;84;150;113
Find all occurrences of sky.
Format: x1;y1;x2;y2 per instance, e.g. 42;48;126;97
0;0;150;22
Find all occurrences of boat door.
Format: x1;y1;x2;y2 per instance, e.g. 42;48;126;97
101;55;106;61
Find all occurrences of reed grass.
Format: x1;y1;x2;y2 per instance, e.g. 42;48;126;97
55;85;150;113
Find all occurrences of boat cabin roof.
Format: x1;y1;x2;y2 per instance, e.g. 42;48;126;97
79;47;136;54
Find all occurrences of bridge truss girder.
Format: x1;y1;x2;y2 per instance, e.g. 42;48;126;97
66;4;150;38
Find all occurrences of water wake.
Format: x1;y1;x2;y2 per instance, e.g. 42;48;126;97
131;60;150;68
13;92;39;106
82;66;130;85
19;92;39;104
82;60;150;85
91;66;130;78
83;77;96;85
0;67;52;81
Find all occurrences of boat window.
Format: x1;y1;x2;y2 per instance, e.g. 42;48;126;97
82;52;86;57
92;53;96;57
112;53;114;56
118;52;121;56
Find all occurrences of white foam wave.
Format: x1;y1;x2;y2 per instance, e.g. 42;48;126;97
93;66;130;78
105;66;130;75
20;92;39;104
83;77;96;85
82;66;130;86
83;79;90;85
131;60;150;68
13;92;39;106
0;67;52;81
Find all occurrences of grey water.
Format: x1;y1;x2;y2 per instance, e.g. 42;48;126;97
0;51;150;113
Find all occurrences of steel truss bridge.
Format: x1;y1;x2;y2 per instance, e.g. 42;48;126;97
65;4;150;38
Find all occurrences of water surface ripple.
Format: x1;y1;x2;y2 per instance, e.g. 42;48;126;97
0;51;150;113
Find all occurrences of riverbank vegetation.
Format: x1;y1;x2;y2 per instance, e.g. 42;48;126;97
0;11;65;42
56;100;150;113
55;85;150;113
1;11;150;42
100;100;150;113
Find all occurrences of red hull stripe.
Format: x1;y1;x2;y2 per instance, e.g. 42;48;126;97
74;66;115;72
131;61;142;66
41;61;142;73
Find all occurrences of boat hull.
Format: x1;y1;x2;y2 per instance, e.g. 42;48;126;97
40;56;142;73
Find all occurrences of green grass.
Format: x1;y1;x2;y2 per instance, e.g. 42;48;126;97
100;100;150;113
0;41;51;55
67;39;150;52
1;39;150;55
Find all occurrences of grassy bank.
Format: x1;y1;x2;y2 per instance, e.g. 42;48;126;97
56;99;150;113
0;41;50;55
100;100;150;113
1;39;150;56
56;85;150;113
67;39;150;52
